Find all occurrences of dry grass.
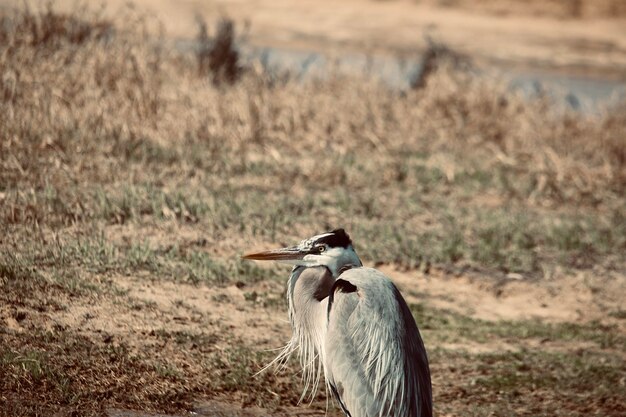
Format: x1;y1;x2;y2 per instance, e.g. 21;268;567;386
0;3;625;417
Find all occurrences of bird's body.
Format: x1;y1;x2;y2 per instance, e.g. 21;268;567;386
326;268;431;417
243;229;432;417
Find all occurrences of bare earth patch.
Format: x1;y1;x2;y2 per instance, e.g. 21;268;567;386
384;265;626;324
4;262;623;416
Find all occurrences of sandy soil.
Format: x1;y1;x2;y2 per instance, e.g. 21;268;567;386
4;258;611;417
380;265;626;324
24;263;621;359
15;260;615;417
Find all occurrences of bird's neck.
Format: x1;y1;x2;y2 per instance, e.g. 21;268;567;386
290;266;334;309
288;266;334;338
286;266;334;393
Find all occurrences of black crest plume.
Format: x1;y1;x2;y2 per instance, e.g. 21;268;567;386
316;228;352;248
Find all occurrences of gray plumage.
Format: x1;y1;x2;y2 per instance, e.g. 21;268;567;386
243;229;432;417
326;268;431;417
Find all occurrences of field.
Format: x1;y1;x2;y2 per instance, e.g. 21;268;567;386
1;2;625;417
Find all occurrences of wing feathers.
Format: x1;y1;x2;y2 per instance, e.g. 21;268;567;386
325;267;432;417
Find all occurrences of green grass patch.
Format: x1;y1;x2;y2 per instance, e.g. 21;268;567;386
411;303;625;348
2;234;283;290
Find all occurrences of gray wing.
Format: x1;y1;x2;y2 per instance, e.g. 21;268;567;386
324;267;432;417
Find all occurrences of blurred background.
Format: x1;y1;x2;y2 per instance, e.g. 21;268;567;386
0;1;624;416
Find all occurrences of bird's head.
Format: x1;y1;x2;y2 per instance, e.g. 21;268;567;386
242;228;362;277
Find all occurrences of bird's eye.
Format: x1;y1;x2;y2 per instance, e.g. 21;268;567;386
317;245;326;253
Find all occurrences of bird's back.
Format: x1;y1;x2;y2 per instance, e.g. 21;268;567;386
324;267;432;417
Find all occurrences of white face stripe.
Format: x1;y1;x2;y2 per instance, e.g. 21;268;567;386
299;232;335;250
301;245;361;277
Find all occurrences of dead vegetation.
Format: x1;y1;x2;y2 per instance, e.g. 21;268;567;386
0;3;625;417
195;16;242;84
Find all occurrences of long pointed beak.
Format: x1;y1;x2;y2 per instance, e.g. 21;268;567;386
242;246;307;261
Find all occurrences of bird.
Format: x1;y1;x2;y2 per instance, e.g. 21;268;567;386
242;228;432;417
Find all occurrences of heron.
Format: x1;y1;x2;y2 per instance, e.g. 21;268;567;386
242;228;432;417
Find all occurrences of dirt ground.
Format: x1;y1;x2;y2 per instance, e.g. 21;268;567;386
46;264;626;356
10;259;622;416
